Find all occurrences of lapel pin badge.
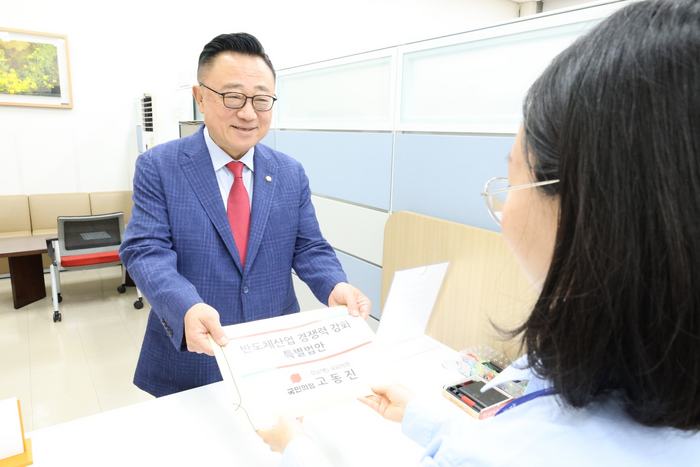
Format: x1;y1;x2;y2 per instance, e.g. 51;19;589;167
265;176;272;182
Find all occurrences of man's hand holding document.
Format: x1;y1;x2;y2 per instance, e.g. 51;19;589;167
209;306;396;431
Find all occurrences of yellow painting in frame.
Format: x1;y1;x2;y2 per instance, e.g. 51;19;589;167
0;27;73;109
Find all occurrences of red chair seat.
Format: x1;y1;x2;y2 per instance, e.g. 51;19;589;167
61;251;121;267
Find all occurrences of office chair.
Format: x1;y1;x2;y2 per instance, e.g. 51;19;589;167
46;212;144;323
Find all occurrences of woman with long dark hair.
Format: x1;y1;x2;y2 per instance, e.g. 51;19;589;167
258;1;700;464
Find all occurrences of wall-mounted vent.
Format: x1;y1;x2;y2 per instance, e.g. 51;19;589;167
141;94;153;132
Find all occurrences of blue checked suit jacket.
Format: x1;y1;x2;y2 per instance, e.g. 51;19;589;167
120;126;347;397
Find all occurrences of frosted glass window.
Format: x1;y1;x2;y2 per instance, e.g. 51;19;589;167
400;21;597;133
277;57;393;129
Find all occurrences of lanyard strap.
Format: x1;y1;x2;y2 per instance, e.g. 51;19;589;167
495;387;558;416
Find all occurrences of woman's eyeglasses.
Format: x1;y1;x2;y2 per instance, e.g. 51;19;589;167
480;177;559;226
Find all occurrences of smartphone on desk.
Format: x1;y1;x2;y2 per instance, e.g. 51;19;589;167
443;377;513;420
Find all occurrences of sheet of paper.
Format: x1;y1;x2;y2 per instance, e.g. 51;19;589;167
211;306;395;431
376;262;449;349
0;397;24;459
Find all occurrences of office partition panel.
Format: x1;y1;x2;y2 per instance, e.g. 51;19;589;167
276;130;393;211
393;133;514;232
311;195;388;266
398;21;594;134
277;52;395;131
278;1;633;317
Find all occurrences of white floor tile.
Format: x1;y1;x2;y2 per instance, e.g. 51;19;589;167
0;267;190;431
80;329;139;361
0;331;30;375
0;309;28;338
0;370;32;417
31;373;102;430
0;267;156;431
29;344;88;375
21;411;32;433
27;323;84;355
98;386;154;413
30;360;93;387
89;352;140;396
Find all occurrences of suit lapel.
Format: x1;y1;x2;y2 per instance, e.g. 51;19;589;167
179;129;243;271
246;144;278;269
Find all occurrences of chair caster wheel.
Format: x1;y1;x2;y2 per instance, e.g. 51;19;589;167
117;285;126;294
134;299;144;310
53;312;62;323
57;293;63;303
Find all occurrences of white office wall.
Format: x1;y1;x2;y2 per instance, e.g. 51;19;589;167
0;2;200;196
542;0;621;12
0;0;519;196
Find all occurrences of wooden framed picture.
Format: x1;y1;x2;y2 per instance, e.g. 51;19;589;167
0;27;73;109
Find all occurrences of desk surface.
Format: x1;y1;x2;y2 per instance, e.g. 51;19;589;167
26;338;464;467
0;234;52;258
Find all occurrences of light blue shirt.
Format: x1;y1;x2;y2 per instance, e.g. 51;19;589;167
280;355;700;466
204;126;254;210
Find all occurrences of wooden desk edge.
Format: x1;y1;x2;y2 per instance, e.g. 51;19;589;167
0;235;53;258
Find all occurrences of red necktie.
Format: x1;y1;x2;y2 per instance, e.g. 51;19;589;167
226;161;250;267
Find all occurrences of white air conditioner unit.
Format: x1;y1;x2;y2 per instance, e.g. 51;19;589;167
135;93;156;154
134;88;195;154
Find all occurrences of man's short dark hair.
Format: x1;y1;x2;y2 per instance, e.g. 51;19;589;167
197;33;276;82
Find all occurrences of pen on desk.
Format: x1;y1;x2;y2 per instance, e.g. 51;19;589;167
458;388;488;409
460;395;476;407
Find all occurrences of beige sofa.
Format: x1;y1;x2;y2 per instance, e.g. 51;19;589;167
0;191;134;274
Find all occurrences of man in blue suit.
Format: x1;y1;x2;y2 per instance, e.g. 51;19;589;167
120;33;370;397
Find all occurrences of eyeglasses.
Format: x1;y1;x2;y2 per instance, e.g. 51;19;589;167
199;83;277;111
480;176;560;226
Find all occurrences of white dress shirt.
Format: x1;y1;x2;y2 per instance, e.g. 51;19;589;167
281;355;700;466
204;126;254;209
